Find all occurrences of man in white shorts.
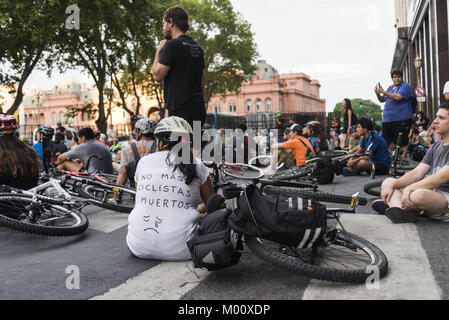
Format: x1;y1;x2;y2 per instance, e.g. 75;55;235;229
373;102;449;223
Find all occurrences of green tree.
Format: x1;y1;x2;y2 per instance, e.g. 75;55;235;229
334;98;383;123
55;0;132;133
165;0;258;109
0;0;65;115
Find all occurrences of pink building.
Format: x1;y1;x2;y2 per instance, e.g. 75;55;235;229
209;60;326;115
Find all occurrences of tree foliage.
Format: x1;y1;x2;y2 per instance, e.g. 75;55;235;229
175;0;258;108
334;98;383;123
0;0;65;115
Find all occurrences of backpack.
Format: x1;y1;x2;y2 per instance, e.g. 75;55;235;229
228;185;327;248
311;158;335;184
126;141;156;187
411;145;428;162
187;208;242;271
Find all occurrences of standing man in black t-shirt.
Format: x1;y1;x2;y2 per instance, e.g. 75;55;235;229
152;6;206;129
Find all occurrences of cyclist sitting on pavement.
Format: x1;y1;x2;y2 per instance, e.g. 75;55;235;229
32;125;56;172
373;102;449;224
115;118;157;189
265;124;315;175
56;127;113;174
303;121;328;155
126;116;215;261
348;125;362;153
345;118;391;176
0;115;40;190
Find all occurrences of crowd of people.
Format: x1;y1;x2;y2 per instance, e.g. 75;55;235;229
1;5;449;265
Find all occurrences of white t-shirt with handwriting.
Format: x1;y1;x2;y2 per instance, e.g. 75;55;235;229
126;151;209;260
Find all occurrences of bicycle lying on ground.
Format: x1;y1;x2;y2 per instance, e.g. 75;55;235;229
208;179;387;284
0;178;91;236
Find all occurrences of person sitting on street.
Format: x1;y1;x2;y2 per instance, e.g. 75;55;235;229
56;127;113;174
114;118;157;191
126;116;215;261
328;128;341;151
303;120;328;155
0;115;40;190
347;125;362;153
373;102;449;224
265;124;315;174
276;129;297;169
345;118;391;176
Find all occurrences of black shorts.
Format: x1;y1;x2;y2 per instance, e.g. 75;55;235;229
382;119;413;146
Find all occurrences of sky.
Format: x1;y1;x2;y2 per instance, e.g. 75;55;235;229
24;0;397;112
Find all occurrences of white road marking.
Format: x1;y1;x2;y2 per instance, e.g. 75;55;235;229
302;214;442;300
90;261;209;300
88;210;129;233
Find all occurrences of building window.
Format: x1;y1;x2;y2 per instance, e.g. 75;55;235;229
265;98;272;112
233;104;237;112
246;100;252;113
289;83;296;89
279;100;283;111
229;104;233;112
256;99;262;112
305;105;311;112
51;112;57;124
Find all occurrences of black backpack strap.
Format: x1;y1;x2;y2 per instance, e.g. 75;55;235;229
130;142;141;164
149;140;157;154
298;137;315;155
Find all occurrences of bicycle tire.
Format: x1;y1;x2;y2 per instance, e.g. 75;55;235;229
363;180;382;197
77;183;135;213
0;194;88;237
221;163;264;180
244;230;388;284
270;166;311;181
262;185;367;206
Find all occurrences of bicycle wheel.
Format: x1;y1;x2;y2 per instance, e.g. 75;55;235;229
0;194;88;237
262;185;367;206
245;229;388;284
249;155;284;170
363;180;382;197
77;183;135;213
221;163;264;180
271;166;311;181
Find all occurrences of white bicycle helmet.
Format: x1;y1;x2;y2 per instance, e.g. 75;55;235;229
135;118;158;134
154;116;193;136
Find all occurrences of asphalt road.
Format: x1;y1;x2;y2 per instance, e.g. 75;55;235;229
1;173;449;300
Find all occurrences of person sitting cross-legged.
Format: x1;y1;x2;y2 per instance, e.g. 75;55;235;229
264;124;315;175
56;127;113;174
344;118;391;176
373;103;449;224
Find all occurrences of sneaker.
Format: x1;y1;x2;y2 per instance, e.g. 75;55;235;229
385;207;419;224
372;199;388;215
342;168;358;176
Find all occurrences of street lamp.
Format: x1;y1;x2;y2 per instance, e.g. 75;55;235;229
35;91;43;125
414;56;423;113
